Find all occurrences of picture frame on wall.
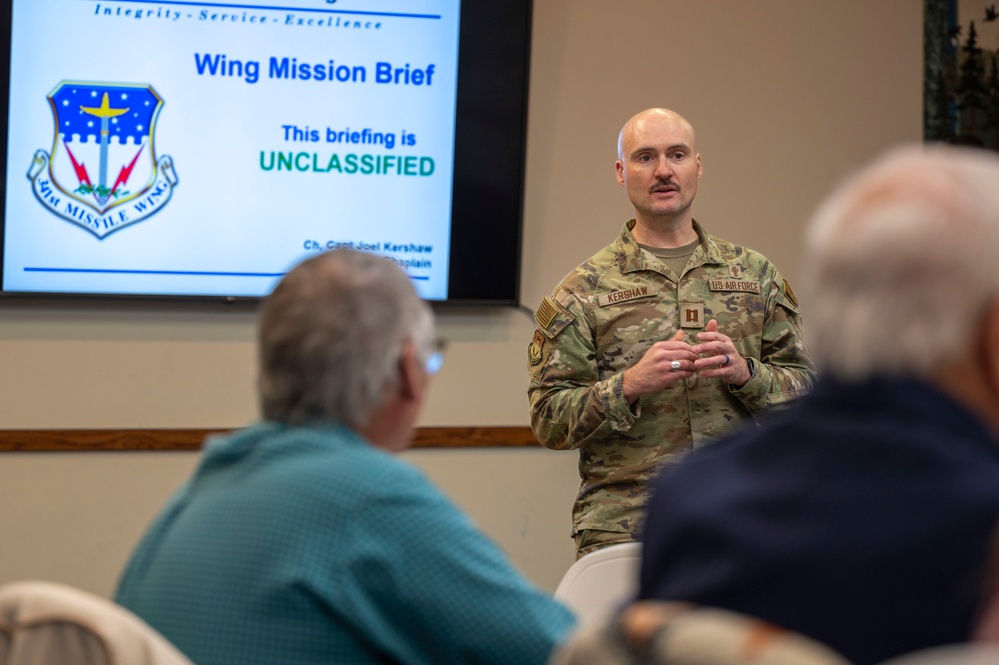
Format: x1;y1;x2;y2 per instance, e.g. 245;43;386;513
925;0;999;149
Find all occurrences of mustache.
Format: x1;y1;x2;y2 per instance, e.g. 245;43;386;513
649;179;678;193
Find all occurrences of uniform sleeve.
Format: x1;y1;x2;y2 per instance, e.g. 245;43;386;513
728;271;815;414
330;468;577;665
528;289;638;451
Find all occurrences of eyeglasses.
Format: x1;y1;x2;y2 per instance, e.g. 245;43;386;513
425;338;448;375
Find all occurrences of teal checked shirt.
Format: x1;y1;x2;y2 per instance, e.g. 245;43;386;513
116;422;576;665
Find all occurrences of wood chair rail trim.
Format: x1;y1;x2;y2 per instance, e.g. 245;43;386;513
0;427;540;452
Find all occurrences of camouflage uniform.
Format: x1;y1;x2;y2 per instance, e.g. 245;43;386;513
528;220;814;544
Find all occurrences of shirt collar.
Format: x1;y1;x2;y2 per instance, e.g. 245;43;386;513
617;219;726;276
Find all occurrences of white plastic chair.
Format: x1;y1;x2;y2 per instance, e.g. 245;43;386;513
0;580;193;665
554;542;642;627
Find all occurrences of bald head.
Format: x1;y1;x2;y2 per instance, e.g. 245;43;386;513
615;108;702;233
617;108;696;160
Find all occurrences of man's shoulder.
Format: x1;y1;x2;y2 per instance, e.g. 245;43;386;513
697;230;795;305
215;423;434;495
702;231;777;272
551;230;634;298
657;377;999;489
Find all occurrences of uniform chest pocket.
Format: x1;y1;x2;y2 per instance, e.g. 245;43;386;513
594;298;678;375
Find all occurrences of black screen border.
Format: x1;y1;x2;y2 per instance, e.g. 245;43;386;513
0;0;532;306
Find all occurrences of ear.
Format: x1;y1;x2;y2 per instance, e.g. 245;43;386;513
696;153;703;180
616;159;626;186
396;341;425;402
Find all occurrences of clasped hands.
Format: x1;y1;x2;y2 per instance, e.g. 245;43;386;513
622;319;751;404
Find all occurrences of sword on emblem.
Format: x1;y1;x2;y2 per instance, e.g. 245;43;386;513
79;92;129;206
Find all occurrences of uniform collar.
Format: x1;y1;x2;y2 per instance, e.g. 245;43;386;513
618;219;726;277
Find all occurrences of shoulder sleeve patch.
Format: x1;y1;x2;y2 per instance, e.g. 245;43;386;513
782;278;799;308
536;296;559;330
528;330;546;366
534;293;576;339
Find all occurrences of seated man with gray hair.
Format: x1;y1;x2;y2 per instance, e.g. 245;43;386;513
115;249;576;665
638;145;999;665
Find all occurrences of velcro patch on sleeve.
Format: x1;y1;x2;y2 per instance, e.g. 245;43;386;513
528;330;546;365
783;278;799;308
534;293;575;339
536;296;559;330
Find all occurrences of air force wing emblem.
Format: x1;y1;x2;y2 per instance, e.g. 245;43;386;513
26;81;179;239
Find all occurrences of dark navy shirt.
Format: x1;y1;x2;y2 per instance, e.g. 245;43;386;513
640;377;999;665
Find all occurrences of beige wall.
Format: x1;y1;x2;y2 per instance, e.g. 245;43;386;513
0;1;922;597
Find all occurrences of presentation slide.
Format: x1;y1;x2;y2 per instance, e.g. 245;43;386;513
2;0;461;298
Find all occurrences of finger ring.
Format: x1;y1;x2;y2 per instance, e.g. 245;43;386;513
670;360;682;371
721;355;730;367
